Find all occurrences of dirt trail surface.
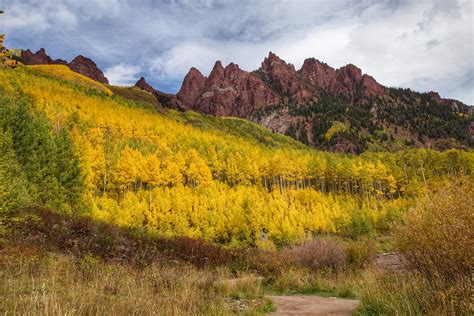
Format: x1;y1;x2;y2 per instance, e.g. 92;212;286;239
268;295;359;315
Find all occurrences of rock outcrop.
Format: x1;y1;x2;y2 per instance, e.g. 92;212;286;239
134;77;186;111
68;55;108;84
177;52;389;118
135;76;156;94
20;48;67;65
20;48;108;84
177;60;280;117
298;58;386;103
177;67;206;107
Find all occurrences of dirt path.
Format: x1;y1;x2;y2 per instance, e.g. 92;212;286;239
267;295;359;315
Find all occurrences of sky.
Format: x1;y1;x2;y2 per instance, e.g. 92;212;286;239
1;0;473;104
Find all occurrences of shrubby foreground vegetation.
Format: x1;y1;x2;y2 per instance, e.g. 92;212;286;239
357;177;473;315
0;64;473;314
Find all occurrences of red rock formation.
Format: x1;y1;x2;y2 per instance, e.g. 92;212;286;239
20;48;67;65
428;91;442;101
19;49;34;63
361;74;386;99
299;60;386;103
134;77;187;111
298;58;338;92
259;52;314;103
20;48;109;84
135;76;155;94
260;52;300;95
178;60;280;117
178;52;388;119
68;55;109;84
177;67;206;106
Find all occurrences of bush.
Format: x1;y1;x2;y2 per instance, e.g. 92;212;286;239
345;237;377;269
235;237;354;276
395;176;473;314
284;238;348;272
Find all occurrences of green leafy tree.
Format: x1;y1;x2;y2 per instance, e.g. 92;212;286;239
0;10;19;67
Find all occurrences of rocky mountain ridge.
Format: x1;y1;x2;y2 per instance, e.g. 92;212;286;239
162;52;472;153
20;48;109;84
175;52;390;117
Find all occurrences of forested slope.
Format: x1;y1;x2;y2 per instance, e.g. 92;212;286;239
1;65;472;248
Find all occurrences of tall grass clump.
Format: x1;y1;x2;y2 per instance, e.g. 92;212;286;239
395;175;473;314
358;176;473;315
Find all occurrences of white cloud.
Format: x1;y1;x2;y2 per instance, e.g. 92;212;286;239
2;0;78;31
105;63;141;86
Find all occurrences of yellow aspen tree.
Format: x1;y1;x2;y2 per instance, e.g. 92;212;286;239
113;146;138;192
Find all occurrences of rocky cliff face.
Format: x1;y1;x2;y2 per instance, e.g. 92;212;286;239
176;61;280;117
176;68;206;108
68;55;108;84
174;52;472;153
20;48;67;65
177;52;388;116
20;48;108;84
299;59;387;103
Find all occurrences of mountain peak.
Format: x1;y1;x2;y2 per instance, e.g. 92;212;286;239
135;77;155;93
188;67;204;77
337;63;362;80
69;55;108;84
210;61;225;75
300;58;333;72
261;51;288;71
267;51;280;61
208;60;227;86
177;67;207;107
20;47;66;65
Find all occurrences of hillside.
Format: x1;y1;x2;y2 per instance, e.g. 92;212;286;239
19;49;473;154
1;64;472;248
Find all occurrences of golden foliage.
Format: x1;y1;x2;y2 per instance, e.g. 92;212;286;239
0;34;19;68
28;64;113;95
1;65;472;246
395;176;473;313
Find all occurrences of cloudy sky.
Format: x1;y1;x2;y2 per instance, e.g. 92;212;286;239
2;0;473;104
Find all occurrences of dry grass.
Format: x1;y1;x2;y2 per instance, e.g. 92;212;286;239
266;269;358;298
356;268;433;315
0;245;271;315
284;238;348;272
